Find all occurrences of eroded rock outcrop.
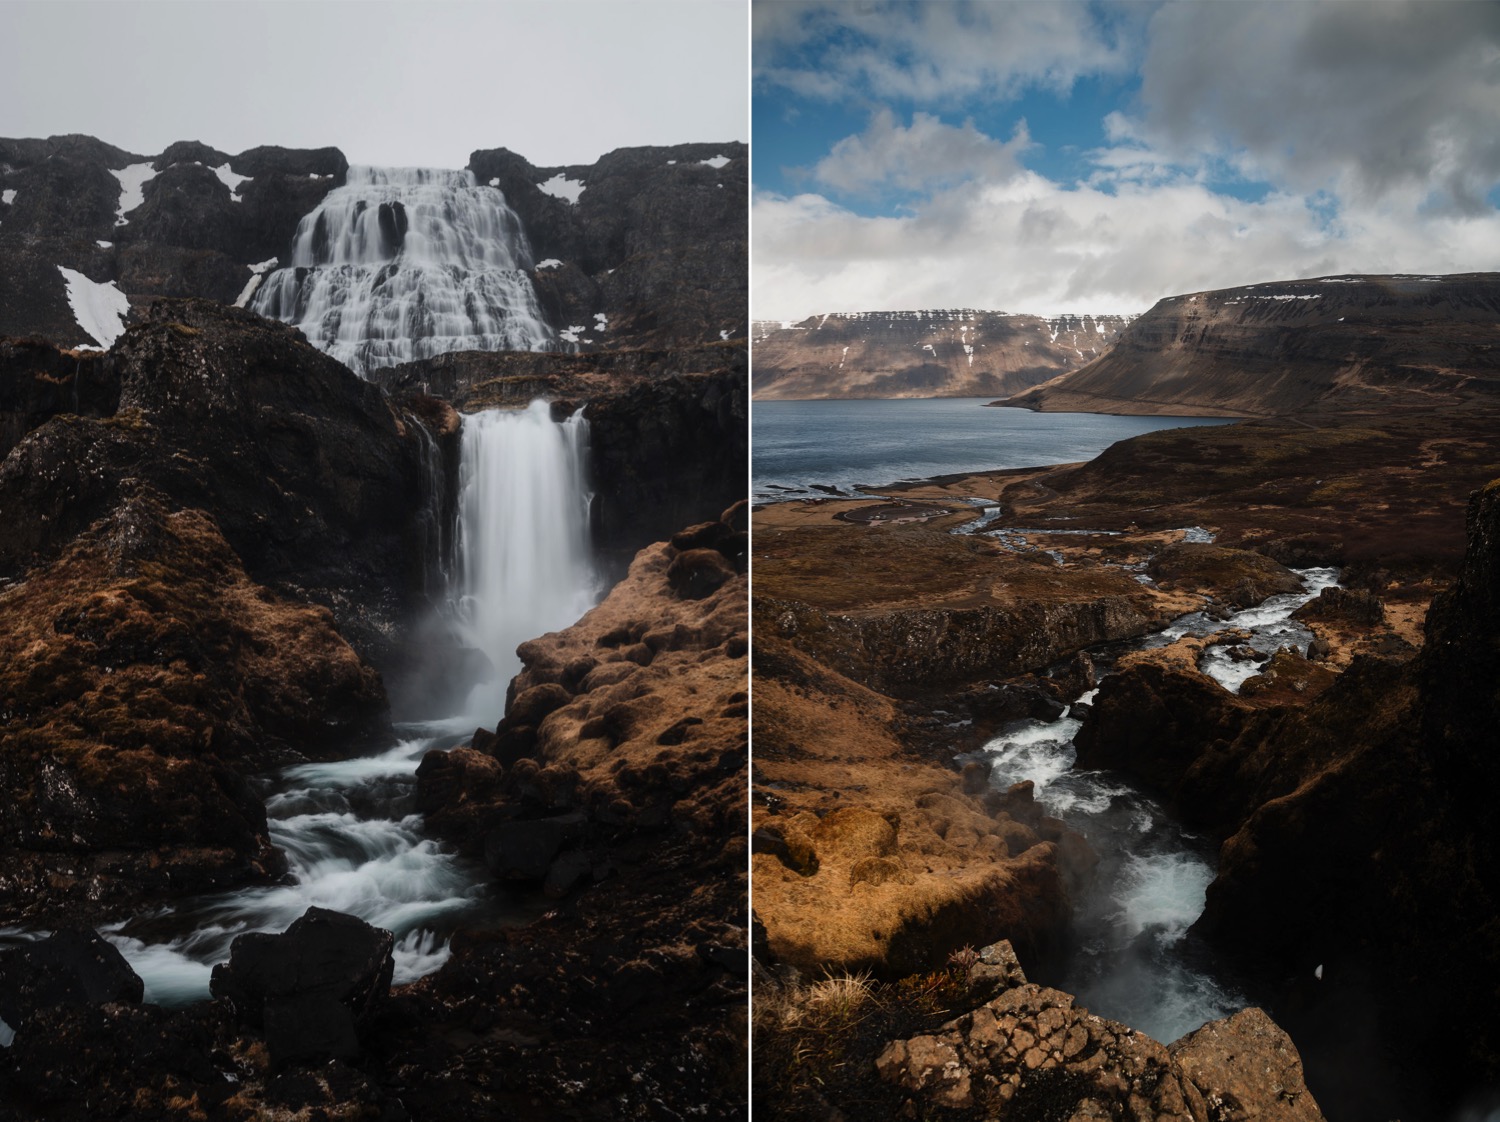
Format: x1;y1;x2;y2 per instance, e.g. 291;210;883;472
405;513;748;1118
877;983;1324;1121
0;489;386;923
0;299;438;664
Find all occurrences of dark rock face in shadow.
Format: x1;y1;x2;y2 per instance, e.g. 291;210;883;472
470;142;747;350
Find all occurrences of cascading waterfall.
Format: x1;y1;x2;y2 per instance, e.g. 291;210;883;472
251;166;556;374
450;401;599;720
74;400;601;1006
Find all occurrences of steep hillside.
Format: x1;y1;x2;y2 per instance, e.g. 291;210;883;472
1006;273;1500;416
752;310;1131;399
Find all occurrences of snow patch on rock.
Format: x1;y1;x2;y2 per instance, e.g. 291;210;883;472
57;266;130;348
110;163;157;226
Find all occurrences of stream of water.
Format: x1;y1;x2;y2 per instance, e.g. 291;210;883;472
979;557;1340;1043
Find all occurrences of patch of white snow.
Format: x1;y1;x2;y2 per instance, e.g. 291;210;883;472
110;163;157;226
96;240;112;249
57;266;130;348
594;313;608;331
211;163;252;200
535;258;563;270
234;257;279;308
1;189;14;205
700;155;730;169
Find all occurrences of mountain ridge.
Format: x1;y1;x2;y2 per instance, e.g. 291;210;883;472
752;309;1133;400
1004;272;1500;416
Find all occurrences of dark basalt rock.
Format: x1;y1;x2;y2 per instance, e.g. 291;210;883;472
0;135;347;340
0;337;117;460
126;161;243;251
482;812;588;882
1292;583;1386;626
667;547;736;599
210;907;395;1069
0;299;435;666
470;142;747;349
0;928;143;1028
153;139;231;171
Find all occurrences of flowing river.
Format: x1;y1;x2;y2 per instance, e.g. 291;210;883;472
978;557;1340;1043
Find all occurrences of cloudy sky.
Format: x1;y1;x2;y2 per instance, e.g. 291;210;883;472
754;1;1500;320
1;1;746;169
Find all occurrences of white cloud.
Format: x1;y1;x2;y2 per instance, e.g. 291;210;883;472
754;1;1134;104
812;109;1031;196
753;171;1500;321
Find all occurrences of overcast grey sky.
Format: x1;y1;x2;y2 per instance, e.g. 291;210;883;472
0;0;747;168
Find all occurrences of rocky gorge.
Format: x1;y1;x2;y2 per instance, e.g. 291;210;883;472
751;274;1500;1120
0;134;748;1120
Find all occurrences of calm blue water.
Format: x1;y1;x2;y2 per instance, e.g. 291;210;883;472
753;398;1232;502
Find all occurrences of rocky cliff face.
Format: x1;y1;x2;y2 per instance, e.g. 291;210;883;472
371;341;748;571
0;299;438;665
471;142;747;350
1065;478;1500;1118
1;134;746;356
752;310;1131;400
1008;273;1500;416
0;134;345;346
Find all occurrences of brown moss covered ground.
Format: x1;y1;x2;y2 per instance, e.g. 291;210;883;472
0;488;388;924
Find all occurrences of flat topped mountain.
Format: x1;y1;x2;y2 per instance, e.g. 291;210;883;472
752;309;1132;400
1006;273;1500;416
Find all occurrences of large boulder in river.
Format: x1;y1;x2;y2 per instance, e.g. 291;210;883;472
211;907;395;1070
0;929;143;1029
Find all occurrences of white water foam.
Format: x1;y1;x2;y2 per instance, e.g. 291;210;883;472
251;166;554;374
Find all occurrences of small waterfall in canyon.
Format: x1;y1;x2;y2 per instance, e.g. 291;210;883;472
450;402;598;719
88;401;600;1004
251;166;555;374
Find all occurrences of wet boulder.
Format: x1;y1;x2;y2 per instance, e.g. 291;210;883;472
209;907;395;1069
0;929;143;1029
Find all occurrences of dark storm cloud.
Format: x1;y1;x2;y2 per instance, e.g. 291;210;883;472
1137;1;1500;213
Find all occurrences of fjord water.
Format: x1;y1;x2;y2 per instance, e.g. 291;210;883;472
251;166;556;373
980;565;1341;1044
752;397;1231;502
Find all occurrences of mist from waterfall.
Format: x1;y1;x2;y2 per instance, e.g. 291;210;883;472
251;166;555;374
449;401;598;721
